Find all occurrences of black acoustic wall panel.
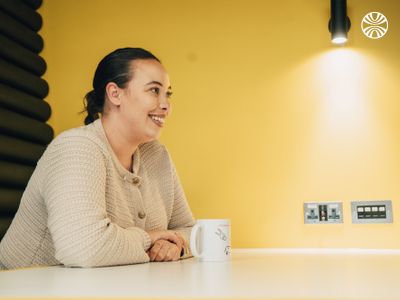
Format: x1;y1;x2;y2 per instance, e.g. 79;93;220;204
0;0;53;240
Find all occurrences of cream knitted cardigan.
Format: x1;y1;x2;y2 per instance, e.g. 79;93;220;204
0;119;195;269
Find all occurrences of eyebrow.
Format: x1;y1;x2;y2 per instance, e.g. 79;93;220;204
145;81;172;89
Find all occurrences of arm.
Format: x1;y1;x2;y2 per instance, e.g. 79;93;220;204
42;136;151;267
167;156;195;259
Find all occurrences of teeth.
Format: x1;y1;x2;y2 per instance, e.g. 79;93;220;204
150;115;165;124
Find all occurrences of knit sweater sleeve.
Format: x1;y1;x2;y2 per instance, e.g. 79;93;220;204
166;154;195;259
41;135;151;267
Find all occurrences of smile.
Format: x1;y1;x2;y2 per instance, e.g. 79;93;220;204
148;114;165;127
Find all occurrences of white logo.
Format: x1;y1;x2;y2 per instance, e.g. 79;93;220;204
361;12;388;39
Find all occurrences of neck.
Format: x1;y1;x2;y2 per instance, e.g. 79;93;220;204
101;116;140;172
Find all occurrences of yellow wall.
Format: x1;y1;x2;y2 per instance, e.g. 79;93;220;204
39;0;400;248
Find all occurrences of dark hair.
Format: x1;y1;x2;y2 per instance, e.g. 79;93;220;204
83;47;160;125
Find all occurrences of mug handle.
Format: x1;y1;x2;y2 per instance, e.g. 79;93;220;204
190;223;202;258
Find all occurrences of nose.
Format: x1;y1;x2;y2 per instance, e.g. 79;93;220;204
159;97;170;114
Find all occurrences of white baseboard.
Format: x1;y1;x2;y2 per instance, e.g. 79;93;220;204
233;248;400;255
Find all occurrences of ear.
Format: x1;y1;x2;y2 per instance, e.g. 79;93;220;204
105;82;122;106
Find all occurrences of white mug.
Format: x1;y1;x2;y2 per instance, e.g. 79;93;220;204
190;219;231;261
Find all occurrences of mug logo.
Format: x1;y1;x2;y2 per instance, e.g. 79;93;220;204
215;228;227;241
361;12;388;39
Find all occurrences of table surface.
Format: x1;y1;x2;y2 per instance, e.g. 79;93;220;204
1;248;400;299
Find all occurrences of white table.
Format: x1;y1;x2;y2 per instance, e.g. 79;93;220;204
1;249;400;299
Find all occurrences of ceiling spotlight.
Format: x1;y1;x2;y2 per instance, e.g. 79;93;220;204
328;0;351;45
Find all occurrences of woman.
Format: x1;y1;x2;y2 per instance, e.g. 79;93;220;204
0;48;195;269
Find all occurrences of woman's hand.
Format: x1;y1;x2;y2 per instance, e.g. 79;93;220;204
147;239;181;262
147;230;184;249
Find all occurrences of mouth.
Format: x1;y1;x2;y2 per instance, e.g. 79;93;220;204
148;114;165;127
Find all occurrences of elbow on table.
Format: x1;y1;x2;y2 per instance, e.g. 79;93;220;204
53;222;151;267
54;239;112;268
57;253;105;268
52;220;118;267
55;242;150;268
58;253;150;268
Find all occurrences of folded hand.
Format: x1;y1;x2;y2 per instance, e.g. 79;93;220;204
147;230;183;249
147;239;181;262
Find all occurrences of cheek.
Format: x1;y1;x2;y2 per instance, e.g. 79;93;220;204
136;95;158;112
121;97;155;120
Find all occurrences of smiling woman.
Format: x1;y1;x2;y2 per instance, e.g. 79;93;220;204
0;48;195;270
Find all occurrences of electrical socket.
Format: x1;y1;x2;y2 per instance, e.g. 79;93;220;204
304;202;343;224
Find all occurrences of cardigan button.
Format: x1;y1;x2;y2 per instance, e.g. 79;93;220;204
138;211;146;219
132;177;140;185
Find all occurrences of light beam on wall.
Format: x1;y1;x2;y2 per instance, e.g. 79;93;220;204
315;49;370;133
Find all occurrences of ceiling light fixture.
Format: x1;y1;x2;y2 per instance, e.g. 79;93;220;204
328;0;351;45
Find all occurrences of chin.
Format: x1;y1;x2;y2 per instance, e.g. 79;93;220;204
144;132;161;142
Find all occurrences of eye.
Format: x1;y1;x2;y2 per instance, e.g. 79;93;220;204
166;91;173;99
150;87;160;95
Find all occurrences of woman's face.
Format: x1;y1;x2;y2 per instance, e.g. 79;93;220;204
119;59;172;143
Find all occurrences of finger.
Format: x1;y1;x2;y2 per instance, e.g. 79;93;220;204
170;245;181;261
148;230;178;246
170;243;182;261
159;231;181;247
149;241;163;261
155;241;170;262
152;240;168;261
174;232;185;244
166;234;182;248
173;233;185;256
175;232;186;248
152;231;183;249
164;244;178;261
168;233;183;248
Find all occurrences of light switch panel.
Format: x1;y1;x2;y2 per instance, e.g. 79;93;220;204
351;200;393;224
304;202;343;224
